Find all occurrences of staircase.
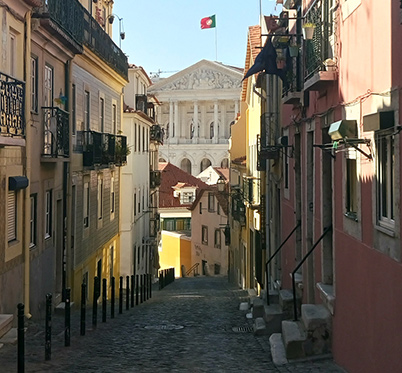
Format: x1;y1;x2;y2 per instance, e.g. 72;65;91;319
0;314;16;348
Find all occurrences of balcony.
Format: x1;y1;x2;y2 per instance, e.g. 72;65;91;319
42;107;69;159
303;0;337;91
150;124;164;144
0;72;25;146
282;57;303;105
82;131;127;168
150;170;162;189
136;94;147;115
231;190;246;225
243;176;260;207
41;0;128;79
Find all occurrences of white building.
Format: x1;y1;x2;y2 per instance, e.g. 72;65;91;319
121;64;162;278
148;60;243;176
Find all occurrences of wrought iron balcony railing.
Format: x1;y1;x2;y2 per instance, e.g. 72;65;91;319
136;94;147;115
82;131;127;167
44;0;128;79
231;190;246;225
150;170;161;189
0;72;25;137
150;124;163;143
304;0;333;81
42;107;69;158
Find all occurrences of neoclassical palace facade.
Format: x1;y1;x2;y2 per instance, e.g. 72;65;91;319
149;60;243;176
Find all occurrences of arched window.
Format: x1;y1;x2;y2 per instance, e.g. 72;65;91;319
221;158;229;168
210;122;214;139
159;157;166;163
181;158;192;174
200;158;211;172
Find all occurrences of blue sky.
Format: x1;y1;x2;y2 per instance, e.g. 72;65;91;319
112;0;282;78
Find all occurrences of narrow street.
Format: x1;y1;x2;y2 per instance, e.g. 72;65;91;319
0;277;344;372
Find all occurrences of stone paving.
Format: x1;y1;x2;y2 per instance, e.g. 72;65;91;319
0;276;346;372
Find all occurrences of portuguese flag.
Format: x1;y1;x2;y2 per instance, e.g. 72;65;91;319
201;15;216;29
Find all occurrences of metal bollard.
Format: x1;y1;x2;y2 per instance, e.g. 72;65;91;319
65;288;71;347
119;276;123;314
145;273;149;300
45;293;52;361
80;282;86;336
149;274;152;299
126;276;130;310
92;277;99;328
131;275;135;308
111;277;115;319
17;303;24;373
140;274;143;303
136;275;139;305
102;278;107;322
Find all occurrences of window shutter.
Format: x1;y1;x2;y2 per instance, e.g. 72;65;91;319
7;191;16;241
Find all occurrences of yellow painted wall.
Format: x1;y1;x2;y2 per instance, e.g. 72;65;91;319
160;231;191;278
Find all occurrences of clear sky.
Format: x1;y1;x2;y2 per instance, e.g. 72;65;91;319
111;0;282;78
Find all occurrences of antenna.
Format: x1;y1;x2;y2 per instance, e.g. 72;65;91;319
150;69;179;79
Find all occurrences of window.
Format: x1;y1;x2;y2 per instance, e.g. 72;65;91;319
99;97;104;132
30;56;38;112
134;124;137;152
30;194;37;248
9;32;16;77
72;84;76;135
208;193;215;212
199;202;203;214
376;131;395;229
138;125;141;152
97;174;103;220
45;190;52;239
138;190;141;214
210;123;214;139
84;91;90;131
345;156;357;218
83;182;89;228
217;203;220;215
214;229;221;248
181;192;194;204
7;191;17;242
134;192;137;216
44;65;53;107
142;127;145;152
202;225;208;245
110;173;115;216
112;104;117;135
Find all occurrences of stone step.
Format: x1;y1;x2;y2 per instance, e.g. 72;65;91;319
263;304;286;335
269;333;288;366
251;297;265;319
253;317;267;336
0;328;17;345
282;320;307;359
239;302;249;311
0;315;13;339
301;304;331;331
268;289;279;304
279;289;301;319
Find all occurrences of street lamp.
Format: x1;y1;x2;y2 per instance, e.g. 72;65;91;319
217;175;226;193
108;13;125;49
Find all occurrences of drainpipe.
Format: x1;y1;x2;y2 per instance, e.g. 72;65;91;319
265;74;271;293
23;10;32;318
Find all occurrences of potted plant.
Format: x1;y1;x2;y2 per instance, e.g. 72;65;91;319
289;44;299;57
302;23;316;40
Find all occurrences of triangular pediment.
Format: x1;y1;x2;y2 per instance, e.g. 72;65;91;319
149;60;243;92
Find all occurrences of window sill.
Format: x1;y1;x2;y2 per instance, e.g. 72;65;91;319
375;224;395;238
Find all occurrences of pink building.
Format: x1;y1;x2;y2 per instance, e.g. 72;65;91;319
261;0;402;371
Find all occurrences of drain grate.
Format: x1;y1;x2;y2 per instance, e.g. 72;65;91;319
144;324;184;331
232;326;254;333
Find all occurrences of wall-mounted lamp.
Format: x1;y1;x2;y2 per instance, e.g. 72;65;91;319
108;14;125;48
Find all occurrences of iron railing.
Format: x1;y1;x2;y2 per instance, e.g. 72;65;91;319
231;189;246;225
45;0;128;79
82;131;127;167
291;225;332;320
304;0;333;81
265;221;301;305
42;107;69;157
0;72;25;137
150;170;161;189
150;124;163;143
243;176;260;206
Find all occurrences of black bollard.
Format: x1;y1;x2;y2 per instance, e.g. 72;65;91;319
102;278;107;322
131;275;135;308
119;276;123;314
45;293;52;361
80;282;86;336
136;275;139;305
17;303;24;373
111;277;115;319
65;288;71;347
145;273;148;300
126;276;130;310
149;274;152;299
92;277;99;328
140;274;143;303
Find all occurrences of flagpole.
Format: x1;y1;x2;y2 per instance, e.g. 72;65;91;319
215;25;218;61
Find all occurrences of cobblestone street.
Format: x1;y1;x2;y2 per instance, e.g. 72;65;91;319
0;277;345;372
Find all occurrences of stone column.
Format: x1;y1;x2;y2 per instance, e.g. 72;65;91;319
174;101;179;141
193;100;199;144
214;101;219;144
169;100;174;140
221;102;227;140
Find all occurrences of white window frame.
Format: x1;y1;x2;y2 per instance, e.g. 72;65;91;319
44;64;53;107
84;91;90;131
45;190;52;239
30;56;38;112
